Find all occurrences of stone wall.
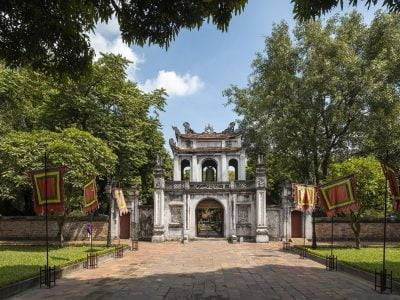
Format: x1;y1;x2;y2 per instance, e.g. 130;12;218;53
316;218;400;241
0;216;108;241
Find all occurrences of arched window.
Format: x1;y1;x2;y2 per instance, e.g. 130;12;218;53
181;159;191;180
202;159;218;182
228;159;238;181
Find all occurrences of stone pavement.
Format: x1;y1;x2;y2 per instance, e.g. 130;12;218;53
13;241;400;299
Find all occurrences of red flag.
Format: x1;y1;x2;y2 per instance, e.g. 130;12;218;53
31;167;66;215
381;164;400;211
318;175;359;217
83;178;98;213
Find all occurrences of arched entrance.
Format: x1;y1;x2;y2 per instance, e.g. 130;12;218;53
196;199;224;237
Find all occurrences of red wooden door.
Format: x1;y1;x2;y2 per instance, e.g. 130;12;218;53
119;213;130;239
291;211;303;238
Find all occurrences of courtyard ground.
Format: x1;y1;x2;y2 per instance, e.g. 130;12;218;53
12;241;400;299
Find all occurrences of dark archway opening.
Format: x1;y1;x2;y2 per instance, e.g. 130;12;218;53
202;159;217;182
196;199;224;237
228;158;238;181
181;159;191;180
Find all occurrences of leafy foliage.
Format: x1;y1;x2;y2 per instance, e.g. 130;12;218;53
0;54;169;215
0;0;247;75
292;0;400;21
225;12;400;195
0;128;117;215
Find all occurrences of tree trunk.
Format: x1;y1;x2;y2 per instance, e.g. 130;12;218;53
311;212;317;248
350;212;361;249
56;215;66;247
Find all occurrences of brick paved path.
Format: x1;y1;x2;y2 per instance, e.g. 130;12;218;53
13;241;400;299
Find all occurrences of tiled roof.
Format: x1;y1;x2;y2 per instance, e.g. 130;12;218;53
173;146;241;154
179;132;238;140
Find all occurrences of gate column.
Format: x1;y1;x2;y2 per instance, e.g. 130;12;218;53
255;155;269;243
152;158;165;242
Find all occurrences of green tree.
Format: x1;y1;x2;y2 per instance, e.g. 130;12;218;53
225;11;400;246
0;64;56;134
40;54;168;202
292;0;400;21
327;156;385;248
0;0;247;75
0;128;117;244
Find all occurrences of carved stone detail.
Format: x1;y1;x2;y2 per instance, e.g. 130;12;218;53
237;204;250;224
170;205;183;226
256;177;266;188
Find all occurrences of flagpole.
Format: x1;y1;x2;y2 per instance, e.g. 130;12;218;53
303;210;306;250
44;150;49;287
330;216;333;257
91;211;94;253
382;158;389;292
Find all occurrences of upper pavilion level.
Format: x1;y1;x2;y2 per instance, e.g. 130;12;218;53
169;122;246;182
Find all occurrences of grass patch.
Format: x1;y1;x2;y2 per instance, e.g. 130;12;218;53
306;245;400;281
0;245;113;288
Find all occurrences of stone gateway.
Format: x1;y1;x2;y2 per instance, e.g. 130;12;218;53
151;122;312;242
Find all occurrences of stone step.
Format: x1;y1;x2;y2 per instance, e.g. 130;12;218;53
192;237;227;242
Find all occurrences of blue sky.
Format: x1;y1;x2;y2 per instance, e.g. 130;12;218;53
90;0;382;145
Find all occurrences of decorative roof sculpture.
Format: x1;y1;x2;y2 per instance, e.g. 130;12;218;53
172;126;181;137
183;122;195;134
204;124;215;134
222;122;235;134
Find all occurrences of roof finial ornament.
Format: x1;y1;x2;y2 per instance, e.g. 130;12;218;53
204;124;215;133
169;138;176;150
172;126;180;136
222;122;235;133
183;122;195;134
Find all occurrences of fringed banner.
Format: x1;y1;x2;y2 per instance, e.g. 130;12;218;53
113;188;129;215
292;183;317;212
381;163;400;211
83;178;98;213
31;167;66;215
318;175;359;217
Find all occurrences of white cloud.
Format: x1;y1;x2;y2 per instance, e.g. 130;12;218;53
89;17;143;79
90;17;204;96
140;70;204;97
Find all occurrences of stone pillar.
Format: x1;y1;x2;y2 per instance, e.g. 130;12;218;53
173;155;180;181
191;155;198;182
281;183;292;241
182;181;190;242
232;192;237;236
222;154;228;181
239;153;246;180
255;154;269;243
152;164;165;242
